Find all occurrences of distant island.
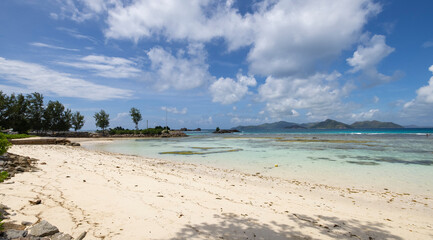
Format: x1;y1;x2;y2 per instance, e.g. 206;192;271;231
234;119;404;130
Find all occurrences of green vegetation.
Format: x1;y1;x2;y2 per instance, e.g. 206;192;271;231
215;127;220;132
43;101;72;131
4;134;35;139
0;91;73;133
160;148;243;155
0;133;11;155
94;110;110;132
0;171;9;183
310;119;352;129
71;111;85;131
108;126;164;135
130;107;142;130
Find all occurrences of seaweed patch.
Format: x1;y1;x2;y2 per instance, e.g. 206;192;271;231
160;148;243;155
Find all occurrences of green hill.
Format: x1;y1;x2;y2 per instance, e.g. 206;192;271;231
350;120;403;128
310;119;352;129
234;121;299;130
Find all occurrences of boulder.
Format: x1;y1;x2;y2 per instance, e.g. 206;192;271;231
29;220;59;237
5;229;27;239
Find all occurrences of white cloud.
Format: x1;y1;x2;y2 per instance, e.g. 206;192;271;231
112;112;129;122
405;66;433;107
209;74;256;104
146;43;213;91
230;117;262;125
247;0;381;77
422;41;433;48
161;106;187;115
30;42;79;52
401;66;433;121
258;71;352;118
57;27;98;44
102;0;380;77
58;55;142;79
351;109;379;120
373;96;379;103
0;57;133;100
54;0;121;22
347;34;396;86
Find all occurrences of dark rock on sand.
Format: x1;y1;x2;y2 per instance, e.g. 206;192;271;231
4;229;27;239
28;220;59;237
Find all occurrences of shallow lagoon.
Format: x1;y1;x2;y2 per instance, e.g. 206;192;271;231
84;130;433;194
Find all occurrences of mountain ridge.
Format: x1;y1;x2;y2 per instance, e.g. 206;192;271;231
233;119;404;130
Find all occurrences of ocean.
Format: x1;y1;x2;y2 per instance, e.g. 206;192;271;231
83;128;433;194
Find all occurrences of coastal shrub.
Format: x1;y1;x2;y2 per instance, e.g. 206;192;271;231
0;215;4;232
4;134;35;139
0;171;8;183
0;133;11;155
107;127;164;135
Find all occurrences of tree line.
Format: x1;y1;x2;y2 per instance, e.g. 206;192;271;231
0;91;155;134
0;92;84;133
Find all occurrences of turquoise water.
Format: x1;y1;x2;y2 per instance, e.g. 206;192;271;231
83;129;433;194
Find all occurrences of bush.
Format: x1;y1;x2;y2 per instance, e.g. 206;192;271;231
107;127;164;135
4;134;35;139
0;133;11;155
0;171;8;183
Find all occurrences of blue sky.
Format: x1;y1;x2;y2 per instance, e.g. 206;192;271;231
1;0;433;129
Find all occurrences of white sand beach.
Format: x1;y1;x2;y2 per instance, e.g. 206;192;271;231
1;143;432;239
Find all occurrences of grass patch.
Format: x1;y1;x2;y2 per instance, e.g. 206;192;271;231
4;134;36;139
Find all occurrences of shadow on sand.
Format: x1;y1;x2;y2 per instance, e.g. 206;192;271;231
172;212;404;240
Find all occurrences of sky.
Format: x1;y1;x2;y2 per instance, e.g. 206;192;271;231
1;0;433;129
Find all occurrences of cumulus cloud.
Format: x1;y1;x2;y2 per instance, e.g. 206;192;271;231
351;109;379;120
347;34;397;86
102;0;380;77
30;42;79;52
247;0;380;77
258;72;352;118
58;55;142;79
161;106;188;115
209;74;256;104
146;43;213;91
404;65;433;110
0;57;133;100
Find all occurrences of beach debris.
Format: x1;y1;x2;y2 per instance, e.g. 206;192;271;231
274;164;279;167
157;194;164;197
29;199;41;205
29;220;59;237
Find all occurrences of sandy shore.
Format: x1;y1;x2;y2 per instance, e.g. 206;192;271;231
1;143;432;239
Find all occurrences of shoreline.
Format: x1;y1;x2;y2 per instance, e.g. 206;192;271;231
0;144;432;239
